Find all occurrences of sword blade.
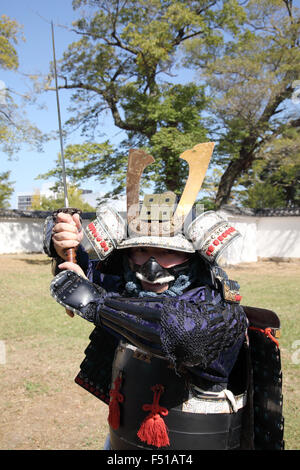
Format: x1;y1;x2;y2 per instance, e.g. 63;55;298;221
51;21;68;208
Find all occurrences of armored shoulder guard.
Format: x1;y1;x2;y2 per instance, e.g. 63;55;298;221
212;265;242;304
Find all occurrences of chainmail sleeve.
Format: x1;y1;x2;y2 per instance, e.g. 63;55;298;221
159;294;248;369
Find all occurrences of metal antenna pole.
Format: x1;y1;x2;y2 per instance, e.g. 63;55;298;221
51;21;69;208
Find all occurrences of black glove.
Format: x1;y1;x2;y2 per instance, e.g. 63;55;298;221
50;270;107;325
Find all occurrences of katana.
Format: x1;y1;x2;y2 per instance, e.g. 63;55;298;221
51;21;81;265
51;20;69;208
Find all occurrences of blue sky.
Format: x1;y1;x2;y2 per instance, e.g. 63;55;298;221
1;0;124;208
1;1;300;209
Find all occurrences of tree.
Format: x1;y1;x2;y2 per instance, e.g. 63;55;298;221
30;185;96;211
0;15;45;157
0;171;14;208
186;0;300;208
42;0;246;197
238;123;300;208
0;14;21;70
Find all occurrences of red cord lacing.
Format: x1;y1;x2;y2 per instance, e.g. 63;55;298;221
107;374;124;430
249;326;279;347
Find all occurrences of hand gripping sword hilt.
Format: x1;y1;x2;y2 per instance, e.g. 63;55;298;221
52;207;82;263
53;207;82;317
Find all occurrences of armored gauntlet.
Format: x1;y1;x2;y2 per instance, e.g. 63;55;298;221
51;271;248;369
50;270;107;325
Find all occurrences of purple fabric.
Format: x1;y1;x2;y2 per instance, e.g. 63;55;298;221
76;247;247;384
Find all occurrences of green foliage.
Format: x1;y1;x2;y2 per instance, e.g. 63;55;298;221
0;88;46;156
185;0;300;208
30;185;95;212
241;183;286;209
42;0;247;197
39;1;300;209
38;142;114;182
238;125;300;208
0;14;22;70
0;15;45;157
0;170;14;208
197;167;224;210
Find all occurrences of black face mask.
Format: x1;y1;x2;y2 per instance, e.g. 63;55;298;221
131;256;193;285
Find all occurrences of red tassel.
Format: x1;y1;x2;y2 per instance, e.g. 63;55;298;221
137;384;170;448
108;374;124;430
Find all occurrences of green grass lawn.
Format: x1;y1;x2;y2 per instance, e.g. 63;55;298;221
0;254;299;449
226;261;300;450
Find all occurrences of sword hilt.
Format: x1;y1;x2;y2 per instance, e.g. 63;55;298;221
53;207;82;318
53;207;82;263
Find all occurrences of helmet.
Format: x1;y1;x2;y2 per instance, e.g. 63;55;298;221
84;143;240;265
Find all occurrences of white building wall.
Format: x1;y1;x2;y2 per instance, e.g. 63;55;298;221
0;217;91;254
256;216;300;259
0;212;299;263
217;212;300;264
0;218;44;254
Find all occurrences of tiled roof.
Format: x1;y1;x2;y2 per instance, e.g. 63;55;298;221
0;206;299;219
254;207;300;216
0;209;96;219
221;205;300;217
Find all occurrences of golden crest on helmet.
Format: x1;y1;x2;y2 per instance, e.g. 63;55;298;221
126;142;215;237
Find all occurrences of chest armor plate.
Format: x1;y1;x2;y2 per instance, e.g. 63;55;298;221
109;341;246;450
